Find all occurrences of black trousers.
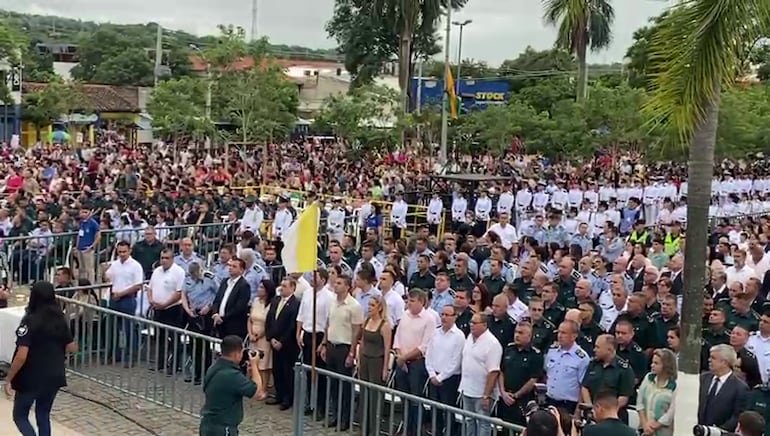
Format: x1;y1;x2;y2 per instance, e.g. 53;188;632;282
427;374;461;436
497;394;532;427
428;223;439;236
185;313;214;382
326;343;354;425
391;226;403;240
302;331;326;412
153;304;184;370
272;345;297;407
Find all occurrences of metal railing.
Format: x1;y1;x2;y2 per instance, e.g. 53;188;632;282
58;293;220;416
292;363;524;436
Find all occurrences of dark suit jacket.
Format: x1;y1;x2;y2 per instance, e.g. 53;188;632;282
671;271;683;296
698;372;749;431
212;276;251;339
265;294;300;354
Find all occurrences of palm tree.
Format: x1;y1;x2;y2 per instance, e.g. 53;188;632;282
542;0;614;102
642;0;770;431
374;0;468;111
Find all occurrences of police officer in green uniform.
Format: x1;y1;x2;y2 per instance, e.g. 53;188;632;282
652;294;679;348
726;294;760;332
200;335;266;436
614;319;649;391
488;294;516;347
580;334;635;422
577;302;604;357
408;254;436;290
454;289;474;336
700;307;731;371
542;283;566;327
527;297;556;351
482;259;507;297
747;382;770;436
449;255;475;291
554;271;578;309
342;235;360;269
609;293;656;352
498;322;544;426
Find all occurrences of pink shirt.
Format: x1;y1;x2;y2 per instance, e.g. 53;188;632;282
393;308;435;356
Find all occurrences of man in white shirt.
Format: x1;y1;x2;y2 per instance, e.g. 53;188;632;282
105;240;146;365
726;249;757;288
485;212;519;251
747;310;770;383
425;305;465;436
148;248;186;372
295;269;335;415
390;191;409;240
427;192;444;236
239;197;264;234
272;196;294;241
459;312;503;436
378;270;405;328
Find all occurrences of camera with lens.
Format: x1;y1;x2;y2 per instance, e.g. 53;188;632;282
692;425;734;436
239;347;264;374
573;403;595;430
524;383;549;417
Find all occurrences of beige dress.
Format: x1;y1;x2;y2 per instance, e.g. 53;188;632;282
249;300;273;371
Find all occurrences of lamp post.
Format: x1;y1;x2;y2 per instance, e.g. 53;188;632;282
451;19;472;97
439;8;452;164
189;44;213;147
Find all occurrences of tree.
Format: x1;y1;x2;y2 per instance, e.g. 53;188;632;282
91;47;154;86
422;59;496;78
146;76;212;141
313;84;402;149
716;85;770;156
542;0;615;101
498;47;575;93
625;13;668;89
458;99;551;155
21;79;84;133
642;0;770;430
581;84;648;149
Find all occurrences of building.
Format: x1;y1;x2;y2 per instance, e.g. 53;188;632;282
20;82;142;146
35;43;79;80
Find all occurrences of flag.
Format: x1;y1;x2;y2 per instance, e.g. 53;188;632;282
280;203;320;273
445;65;458;119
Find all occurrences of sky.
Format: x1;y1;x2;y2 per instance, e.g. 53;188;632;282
7;0;672;66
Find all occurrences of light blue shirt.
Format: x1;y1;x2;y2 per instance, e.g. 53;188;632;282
526;225;547;246
588;271;609;302
599;237;624;262
431;288;455;313
479;259;515;283
211;261;229;287
243;265;265;302
183;275;217;310
174;253;204;275
356;287;382;319
570;234;593;255
544;343;590;402
545;225;569;247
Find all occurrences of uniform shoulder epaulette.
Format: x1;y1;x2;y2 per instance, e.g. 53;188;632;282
555;303;566;311
532;346;541;354
647;312;659;322
617;357;630;369
632;343;643;353
507;315;517;324
575;348;587;359
543;318;556;329
550;342;559;349
745;348;756;358
506;342;515;347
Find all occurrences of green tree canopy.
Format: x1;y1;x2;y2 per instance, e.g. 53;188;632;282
146;76;212;141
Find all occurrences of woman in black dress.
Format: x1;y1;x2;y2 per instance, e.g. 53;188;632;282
4;281;78;436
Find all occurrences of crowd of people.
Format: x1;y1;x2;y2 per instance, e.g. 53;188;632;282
6;139;770;435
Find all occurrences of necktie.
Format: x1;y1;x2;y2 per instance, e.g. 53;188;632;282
276;298;286;318
706;377;720;407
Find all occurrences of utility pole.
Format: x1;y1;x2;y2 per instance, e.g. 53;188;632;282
251;0;259;41
416;60;423;115
153;23;163;86
452;20;472;96
439;7;452;165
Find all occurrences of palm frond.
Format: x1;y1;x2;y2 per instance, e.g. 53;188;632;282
588;0;614;50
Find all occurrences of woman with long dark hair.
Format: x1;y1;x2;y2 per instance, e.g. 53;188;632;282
4;281;78;436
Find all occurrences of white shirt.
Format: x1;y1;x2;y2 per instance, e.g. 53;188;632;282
381;288;405;328
297;287;335;333
425;325;465;382
487;222;519;250
507;299;529;323
459;329;503;398
600;303;627;332
272;208;294;238
219;275;242;317
747;333;770;383
427;198;444;224
106;257;145;297
746;253;770;282
295;276;312;301
240;206;264;233
726;265;756;287
148;263;186;308
390;200;408;228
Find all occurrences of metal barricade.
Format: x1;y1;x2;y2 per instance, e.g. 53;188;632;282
292;363;524;436
57;293;221;417
1;232;77;285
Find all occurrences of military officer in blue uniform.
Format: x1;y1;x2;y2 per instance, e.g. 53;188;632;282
544;320;591;411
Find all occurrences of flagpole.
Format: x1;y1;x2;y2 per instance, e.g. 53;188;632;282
310;270;318;409
439;6;452;165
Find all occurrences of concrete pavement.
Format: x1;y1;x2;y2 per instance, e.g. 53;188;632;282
0;395;84;435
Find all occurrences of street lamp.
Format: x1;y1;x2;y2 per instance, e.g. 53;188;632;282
451;19;472;96
189;44;214;149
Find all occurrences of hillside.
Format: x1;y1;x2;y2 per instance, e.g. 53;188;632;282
1;9;340;61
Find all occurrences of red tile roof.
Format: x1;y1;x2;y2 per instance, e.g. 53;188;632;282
22;82;140;113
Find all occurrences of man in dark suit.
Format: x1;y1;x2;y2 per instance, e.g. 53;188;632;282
698;343;750;431
265;276;300;410
212;257;251;339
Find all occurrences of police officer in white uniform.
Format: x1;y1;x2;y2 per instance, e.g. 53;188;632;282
451;191;468;231
272;196;294;252
474;189;492;237
327;197;347;244
427;192;444;236
390;191;409;240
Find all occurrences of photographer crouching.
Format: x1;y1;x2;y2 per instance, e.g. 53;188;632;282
572;392;637;436
199;335;267;436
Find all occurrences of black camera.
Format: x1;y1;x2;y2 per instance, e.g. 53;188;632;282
524;383;549;417
574;403;595;429
692;425;731;436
